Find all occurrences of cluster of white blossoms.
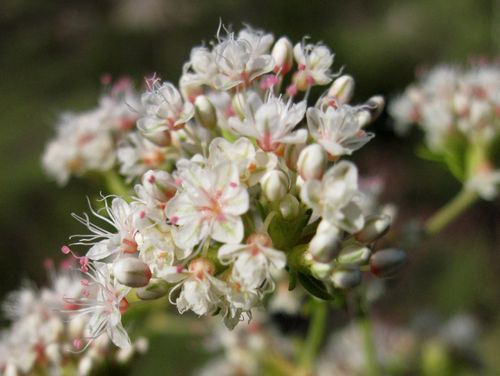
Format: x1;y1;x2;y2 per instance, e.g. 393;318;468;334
389;62;500;199
0;259;147;376
42;77;142;185
48;24;406;350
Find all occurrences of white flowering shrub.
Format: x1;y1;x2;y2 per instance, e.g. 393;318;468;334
37;24;407;363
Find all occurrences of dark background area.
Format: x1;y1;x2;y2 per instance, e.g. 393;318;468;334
1;0;499;373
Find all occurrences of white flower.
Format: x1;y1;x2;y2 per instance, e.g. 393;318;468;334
208;137;277;186
164;258;228;316
71;197;139;261
301;161;365;233
466;165;500;200
307;105;374;158
166;162;249;249
117;132;167;181
67;262;131;349
212;30;275;90
292;42;334;90
229;93;307;152
218;233;286;291
180;46;218;97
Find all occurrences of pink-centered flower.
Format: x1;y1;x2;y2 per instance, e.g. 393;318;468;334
166;162;249;249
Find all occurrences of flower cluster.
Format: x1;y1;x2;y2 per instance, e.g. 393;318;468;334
0;259;147;376
389;62;500;199
50;24;406;349
42;77;142;185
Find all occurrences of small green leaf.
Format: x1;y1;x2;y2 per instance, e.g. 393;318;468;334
297;272;334;300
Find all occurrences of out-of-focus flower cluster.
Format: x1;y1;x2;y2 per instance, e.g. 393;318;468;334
43;24;406;350
389;62;500;199
197;310;480;376
0;260;147;376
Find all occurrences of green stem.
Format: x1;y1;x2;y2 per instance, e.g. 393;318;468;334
424;188;478;236
298;299;328;374
359;308;380;376
102;170;131;199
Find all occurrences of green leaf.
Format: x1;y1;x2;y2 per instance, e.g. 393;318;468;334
297;272;334;300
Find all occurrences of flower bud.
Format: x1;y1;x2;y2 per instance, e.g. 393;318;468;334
142;128;172;147
194;95;217;129
370;248;407;278
260;170;289;201
279;194;300;219
136;277;170;300
355;214;391;244
272;37;293;75
284;143;305;171
337;243;372;266
113;257;152;288
327;75;355;105
331;267;362;289
297;143;327;180
231;93;247;120
358;95;385;126
142;170;177;202
309;225;341;263
310;260;333;280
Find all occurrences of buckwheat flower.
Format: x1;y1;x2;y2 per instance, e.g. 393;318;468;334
180;46;218;97
218;233;286;291
307;105;374;158
208;137;277;186
166;162;249;249
117;132;167;181
71;197;139;261
68;262;131;349
165;258;228;316
212;29;275;90
292;41;334;91
42;110;115;185
228;93;307;152
301;161;365;233
137;81;194;147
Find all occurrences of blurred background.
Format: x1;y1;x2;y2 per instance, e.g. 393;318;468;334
1;0;499;374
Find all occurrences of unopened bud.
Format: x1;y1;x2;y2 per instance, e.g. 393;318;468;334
327;75;355;105
355;214;391;244
358;95;385;126
136;278;169;300
179;75;203;103
231;93;247;120
370;248;407;278
297;143;327;180
310;260;333;280
284;143;305;171
279;194;300;219
337;243;372;266
142;170;177;202
113;257;152;288
260;170;289;201
141;127;172;147
272;37;293;75
331;267;362;289
309;225;341;263
194;95;217;129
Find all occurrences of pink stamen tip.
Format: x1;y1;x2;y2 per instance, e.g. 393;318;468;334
298;64;306;71
61;245;71;255
139;211;146;219
176;265;184;273
79;256;89;266
81;279;89;286
148;175;156;184
286;84;298;97
306;75;315;85
73;339;83;350
82;288;90;298
170;216;179;225
174;178;182;186
229;182;238;188
80;266;89;273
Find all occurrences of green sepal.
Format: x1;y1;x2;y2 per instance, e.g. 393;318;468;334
297;272;334;301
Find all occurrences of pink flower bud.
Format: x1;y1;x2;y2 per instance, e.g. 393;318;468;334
327;75;355;105
260;170;289;201
272;37;293;75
